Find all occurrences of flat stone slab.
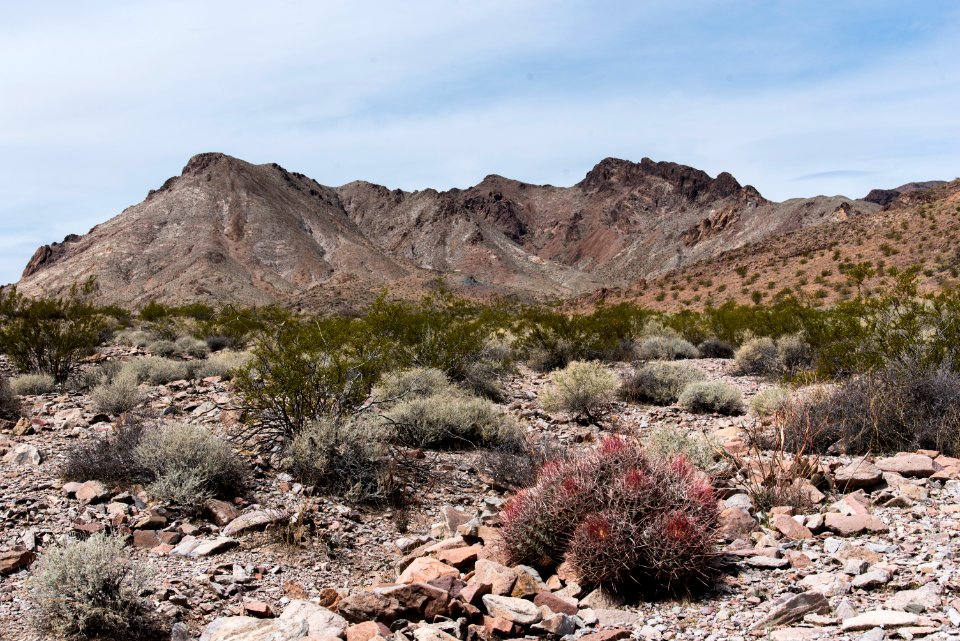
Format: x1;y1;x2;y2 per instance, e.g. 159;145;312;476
222;509;288;537
876;454;936;477
172;536;239;557
840;610;920;631
199;616;308;641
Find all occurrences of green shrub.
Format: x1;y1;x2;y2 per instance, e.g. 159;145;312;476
636;336;698;361
642;426;719;471
71;361;123;391
121;357;192;385
10;373;56;395
734;337;780;376
620;362;706;405
90;370;143;415
783;358;960;456
62;422;147;485
146;339;177;357
26;533;150;638
174;335;210;359
134;423;246;504
750;386;790;417
288;418;396;503
777;333;813;374
0;376;21;420
373;367;454;402
678;381;745;415
195;350;253;380
540;360;619;421
112;329;154;349
384;391;519;449
0;284;108;382
697;338;735;359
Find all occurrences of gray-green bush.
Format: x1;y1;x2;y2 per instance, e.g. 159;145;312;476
750;386;790;417
90;370;143;415
121;357;193;385
195;350;252;380
540;360;619;421
620;362;706;405
642;426;720;471
385;391;519;449
679;381;745;415
734;337;780;376
134;423;246;505
10;373;56;395
27;533;150;638
636;335;699;361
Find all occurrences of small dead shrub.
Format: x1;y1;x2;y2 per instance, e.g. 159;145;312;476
0;376;21;420
540;360;618;422
195;350;252;380
783;358;960;456
174;335;210;359
62;422;148;485
679;381;745;415
620;362;706;405
697;339;735;359
10;373;56;396
476;437;567;491
288;418;397;504
27;533;151;639
121;357;193;385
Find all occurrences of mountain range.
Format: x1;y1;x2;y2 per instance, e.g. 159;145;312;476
13;152;955;309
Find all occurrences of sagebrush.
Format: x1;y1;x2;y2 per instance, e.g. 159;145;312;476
540;360;618;422
620;361;705;405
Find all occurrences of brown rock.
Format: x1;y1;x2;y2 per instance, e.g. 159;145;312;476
579;629;632;641
435;544;481;569
834;458;882;489
772;514;813;540
534;591;578;616
206;499;241;526
76;480;110;504
0;549;35;575
346;621;390;641
283;580;310;600
318;587;342;609
244;600;275;618
337;592;399;624
472;559;518;596
719;507;757;540
824;513;888;535
133;530;162;549
876;454;935;478
397;557;459;585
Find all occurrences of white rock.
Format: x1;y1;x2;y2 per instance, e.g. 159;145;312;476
198;616;308;641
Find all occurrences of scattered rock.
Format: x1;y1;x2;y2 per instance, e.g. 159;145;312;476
840;610;920;631
834;458;883;489
481;594;541;625
222;509;288;537
2;443;41;466
198;616;308;641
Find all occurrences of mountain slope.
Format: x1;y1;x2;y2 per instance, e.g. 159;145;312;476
16;153;883;308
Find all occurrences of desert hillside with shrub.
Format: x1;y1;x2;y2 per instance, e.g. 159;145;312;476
1;283;959;640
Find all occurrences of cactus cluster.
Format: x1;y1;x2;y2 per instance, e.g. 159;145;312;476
500;437;719;598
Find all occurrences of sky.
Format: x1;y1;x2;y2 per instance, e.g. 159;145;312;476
1;1;959;285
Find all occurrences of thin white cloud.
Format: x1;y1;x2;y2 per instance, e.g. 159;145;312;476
1;1;958;284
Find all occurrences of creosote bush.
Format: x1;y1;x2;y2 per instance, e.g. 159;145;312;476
500;437;718;598
27;533;150;639
135;423;246;506
679;381;745;415
750;386;790;418
783;358;960;456
620;362;706;405
10;373;56;396
0;376;21;420
636;335;698;361
540;360;618;422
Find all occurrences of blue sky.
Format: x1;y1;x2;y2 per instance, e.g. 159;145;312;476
1;1;959;285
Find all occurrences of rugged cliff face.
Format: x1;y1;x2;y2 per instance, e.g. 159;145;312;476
16;152;881;308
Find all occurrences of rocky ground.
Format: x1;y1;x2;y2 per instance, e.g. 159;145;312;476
0;352;958;641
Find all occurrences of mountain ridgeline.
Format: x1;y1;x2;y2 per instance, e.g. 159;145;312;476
20;152;947;309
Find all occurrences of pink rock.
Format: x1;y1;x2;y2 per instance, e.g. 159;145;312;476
772;514;813;540
824;513;888;535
